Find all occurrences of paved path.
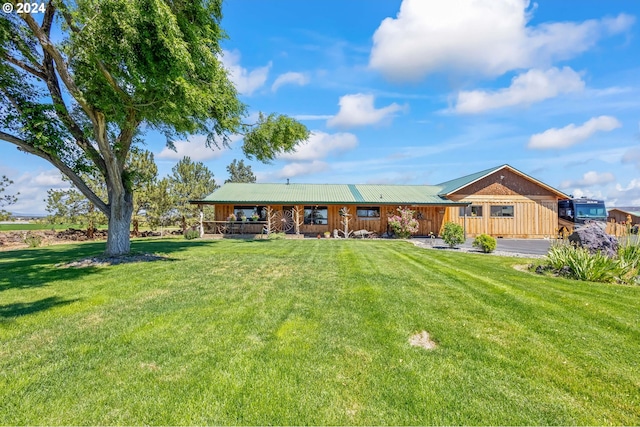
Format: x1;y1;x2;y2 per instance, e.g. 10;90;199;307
413;237;552;257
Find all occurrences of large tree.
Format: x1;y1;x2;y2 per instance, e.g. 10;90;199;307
225;158;256;184
0;1;308;255
0;175;18;220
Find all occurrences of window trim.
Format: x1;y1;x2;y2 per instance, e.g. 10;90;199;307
356;206;381;219
490;205;514;218
459;205;483;217
304;206;328;225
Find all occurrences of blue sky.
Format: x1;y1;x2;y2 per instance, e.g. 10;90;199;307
2;0;640;215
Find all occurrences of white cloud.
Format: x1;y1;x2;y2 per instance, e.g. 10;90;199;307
453;67;584;114
277;161;329;179
327;93;405;129
271;72;309;92
9;169;70;215
220;49;271;96
559;171;615;189
612;179;640;205
528;116;621;149
157;134;242;162
622;147;640;169
279;131;358;162
570;188;604;200
369;0;634;81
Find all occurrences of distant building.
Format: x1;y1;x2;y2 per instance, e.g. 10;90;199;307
608;207;640;226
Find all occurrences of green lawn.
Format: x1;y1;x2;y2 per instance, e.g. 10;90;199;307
0;223;96;231
1;239;639;425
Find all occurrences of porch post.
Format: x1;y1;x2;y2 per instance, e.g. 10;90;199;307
463;208;467;240
199;204;204;238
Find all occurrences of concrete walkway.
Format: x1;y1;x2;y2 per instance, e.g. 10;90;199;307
413;237;552;256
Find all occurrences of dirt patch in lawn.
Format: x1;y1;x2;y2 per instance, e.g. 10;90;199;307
58;253;169;268
513;264;534;273
409;331;437;350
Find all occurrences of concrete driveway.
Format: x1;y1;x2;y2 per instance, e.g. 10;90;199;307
414;237;552;256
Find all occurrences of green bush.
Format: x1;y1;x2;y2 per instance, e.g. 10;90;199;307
544;242;623;284
24;233;43;248
617;240;640;284
184;229;200;240
441;222;464;248
472;234;496;253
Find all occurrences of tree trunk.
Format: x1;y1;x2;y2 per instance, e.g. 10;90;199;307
105;190;133;256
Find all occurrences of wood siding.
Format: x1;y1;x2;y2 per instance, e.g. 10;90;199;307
446;195;559;238
446;171;561;238
608;209;640;226
205;204;447;236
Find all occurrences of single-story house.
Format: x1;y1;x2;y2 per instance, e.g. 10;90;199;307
191;164;569;238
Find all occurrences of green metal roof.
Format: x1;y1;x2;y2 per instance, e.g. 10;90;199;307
193;164;568;206
194;183;465;205
436;165;505;196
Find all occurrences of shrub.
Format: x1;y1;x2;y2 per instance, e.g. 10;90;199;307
472;234;496;253
184;229;200;240
24;233;42;248
441;222;464;248
617;240;640;284
544;242;623;283
387;207;419;239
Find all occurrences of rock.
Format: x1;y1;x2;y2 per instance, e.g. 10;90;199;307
568;224;618;258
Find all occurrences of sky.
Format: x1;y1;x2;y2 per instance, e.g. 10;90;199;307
2;0;640;215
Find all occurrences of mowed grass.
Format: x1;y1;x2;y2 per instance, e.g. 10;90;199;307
0;223;96;231
0;239;639;425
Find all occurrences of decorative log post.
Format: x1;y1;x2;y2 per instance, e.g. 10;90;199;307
292;206;303;235
339;206;352;238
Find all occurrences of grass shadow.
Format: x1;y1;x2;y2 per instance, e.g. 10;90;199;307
0;238;222;293
0;296;79;320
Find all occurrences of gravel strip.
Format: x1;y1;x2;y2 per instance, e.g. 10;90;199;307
411;240;545;259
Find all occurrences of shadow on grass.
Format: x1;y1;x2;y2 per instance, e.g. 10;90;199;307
0;238;222;292
0;296;79;320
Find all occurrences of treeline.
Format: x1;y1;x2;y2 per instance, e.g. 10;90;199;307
45;152;255;234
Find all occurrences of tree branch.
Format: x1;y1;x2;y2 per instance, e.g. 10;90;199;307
93;111;125;197
40;53;108;176
2;53;47;80
0;131;109;215
19;12;96;123
40;0;55;34
116;109;139;170
96;60;131;102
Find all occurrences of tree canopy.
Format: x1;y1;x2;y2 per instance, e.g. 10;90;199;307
225;159;256;183
0;0;309;255
168;156;217;231
0;175;18;220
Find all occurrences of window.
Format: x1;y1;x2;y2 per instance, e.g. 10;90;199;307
304;206;328;225
459;205;483;217
233;206;264;220
574;203;606;219
490;205;514;217
356;207;380;219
